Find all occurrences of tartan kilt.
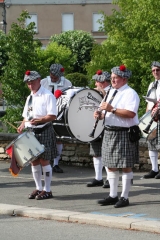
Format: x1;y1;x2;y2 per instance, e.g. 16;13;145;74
34;122;57;161
90;138;102;157
148;121;160;151
148;136;159;151
102;129;139;168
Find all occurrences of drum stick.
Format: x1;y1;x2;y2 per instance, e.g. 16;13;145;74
5;121;18;130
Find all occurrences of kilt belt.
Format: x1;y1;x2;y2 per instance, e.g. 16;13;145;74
104;125;129;131
27;122;51;134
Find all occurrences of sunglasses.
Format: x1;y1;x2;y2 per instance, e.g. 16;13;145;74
152;69;160;72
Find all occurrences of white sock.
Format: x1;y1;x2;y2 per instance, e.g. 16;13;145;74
42;165;52;192
31;165;42;191
53;156;60;166
121;172;133;199
54;144;63;166
108;171;119;198
149;150;158;172
105;166;109;180
93;157;103;180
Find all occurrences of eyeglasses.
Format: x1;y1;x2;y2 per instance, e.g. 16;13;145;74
152;69;160;72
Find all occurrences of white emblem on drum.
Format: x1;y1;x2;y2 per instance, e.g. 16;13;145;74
78;96;99;112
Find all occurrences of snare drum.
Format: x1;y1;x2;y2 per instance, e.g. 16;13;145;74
139;111;157;139
53;88;104;142
6;131;45;168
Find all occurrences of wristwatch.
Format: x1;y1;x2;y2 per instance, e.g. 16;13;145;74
111;108;117;114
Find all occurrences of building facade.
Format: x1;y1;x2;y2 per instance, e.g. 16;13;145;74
0;0;117;46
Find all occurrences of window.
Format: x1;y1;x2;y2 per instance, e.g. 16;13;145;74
92;13;104;32
26;14;38;33
62;13;74;32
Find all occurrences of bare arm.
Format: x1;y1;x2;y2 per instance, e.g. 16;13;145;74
100;102;136;118
29;115;57;125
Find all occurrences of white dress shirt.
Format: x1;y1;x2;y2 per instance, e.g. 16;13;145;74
104;84;140;127
146;80;160;110
41;76;72;92
22;86;57;128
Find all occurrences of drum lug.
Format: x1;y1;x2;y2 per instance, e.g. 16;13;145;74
26;132;30;138
36;145;45;153
14;143;20;150
28;149;34;157
23;156;29;161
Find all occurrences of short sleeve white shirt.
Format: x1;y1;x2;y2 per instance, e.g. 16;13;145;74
22;86;57;128
146;80;160;110
104;84;140;127
41;76;72;92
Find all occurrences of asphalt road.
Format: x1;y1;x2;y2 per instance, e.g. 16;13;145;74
0;160;160;222
1;215;160;240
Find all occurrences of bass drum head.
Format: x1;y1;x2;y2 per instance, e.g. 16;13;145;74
66;88;104;142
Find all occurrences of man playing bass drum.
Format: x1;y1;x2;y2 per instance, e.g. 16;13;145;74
41;63;72;173
142;61;160;179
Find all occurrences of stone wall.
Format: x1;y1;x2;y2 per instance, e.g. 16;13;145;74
0;133;160;171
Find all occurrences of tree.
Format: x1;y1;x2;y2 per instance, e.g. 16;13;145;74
86;0;160;116
50;30;95;74
1;11;41;132
65;72;89;87
36;41;75;78
0;30;8;75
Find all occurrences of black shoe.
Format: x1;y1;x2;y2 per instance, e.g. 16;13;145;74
53;165;63;173
87;179;103;187
114;197;129;208
155;172;160;179
28;190;42;199
142;170;159;179
103;180;110;188
98;196;119;206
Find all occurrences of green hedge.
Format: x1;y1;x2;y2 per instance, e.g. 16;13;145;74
65;72;89;87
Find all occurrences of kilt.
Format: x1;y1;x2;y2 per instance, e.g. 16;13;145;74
148;137;158;150
148;120;160;151
102;129;139;168
34;122;57;161
90;138;102;157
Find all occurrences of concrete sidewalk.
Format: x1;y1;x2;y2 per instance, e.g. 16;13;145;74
0;161;160;234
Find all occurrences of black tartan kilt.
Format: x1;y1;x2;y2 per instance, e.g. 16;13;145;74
148;123;160;151
148;137;158;151
102;129;139;168
34;122;57;161
89;138;102;157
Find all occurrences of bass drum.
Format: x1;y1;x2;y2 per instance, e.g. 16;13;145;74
53;88;104;143
138;111;157;139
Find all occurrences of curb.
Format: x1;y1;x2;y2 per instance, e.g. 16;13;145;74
0;204;160;234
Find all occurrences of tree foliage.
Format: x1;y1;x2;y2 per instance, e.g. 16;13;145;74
2;10;41;105
1;11;41;132
65;72;89;87
0;30;8;76
50;30;95;74
86;0;160;116
36;42;75;78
